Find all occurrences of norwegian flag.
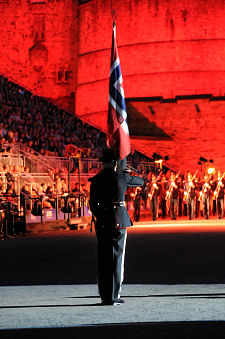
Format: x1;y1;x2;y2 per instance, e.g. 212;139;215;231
107;22;131;160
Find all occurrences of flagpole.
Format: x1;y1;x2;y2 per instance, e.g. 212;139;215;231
107;10;131;172
112;12;126;172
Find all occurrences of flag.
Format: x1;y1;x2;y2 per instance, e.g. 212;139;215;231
107;22;131;160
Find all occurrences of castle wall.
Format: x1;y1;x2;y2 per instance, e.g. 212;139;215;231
76;0;225;126
0;0;78;110
130;97;225;172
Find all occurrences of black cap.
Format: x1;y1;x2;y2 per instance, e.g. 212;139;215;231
99;148;116;163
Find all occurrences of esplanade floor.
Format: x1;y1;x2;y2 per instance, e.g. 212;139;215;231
1;218;225;338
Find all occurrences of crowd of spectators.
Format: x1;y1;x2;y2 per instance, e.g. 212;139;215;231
0;75;106;159
0;74;153;166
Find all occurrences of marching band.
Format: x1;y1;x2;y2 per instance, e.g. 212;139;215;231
126;170;225;221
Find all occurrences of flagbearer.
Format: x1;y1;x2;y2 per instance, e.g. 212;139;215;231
89;20;144;305
89;149;144;305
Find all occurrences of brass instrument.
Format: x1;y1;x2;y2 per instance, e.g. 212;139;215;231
165;172;179;201
183;170;198;202
148;171;162;200
198;181;211;202
130;186;142;200
213;173;225;199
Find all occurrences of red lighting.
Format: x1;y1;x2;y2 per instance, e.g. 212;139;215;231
129;219;225;234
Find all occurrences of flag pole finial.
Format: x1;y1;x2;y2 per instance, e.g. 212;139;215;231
111;8;117;26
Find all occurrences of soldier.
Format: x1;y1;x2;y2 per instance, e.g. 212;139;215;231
177;176;184;217
195;177;201;218
184;172;196;220
89;149;144;306
132;186;142;222
159;174;168;219
200;175;212;219
149;173;161;221
214;171;225;219
167;172;180;220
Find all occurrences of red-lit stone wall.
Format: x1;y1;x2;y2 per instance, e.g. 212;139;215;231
129;97;225;173
75;0;225;172
0;0;78;111
76;0;225;126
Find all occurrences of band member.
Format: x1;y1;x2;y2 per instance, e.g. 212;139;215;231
200;175;212;219
211;176;217;216
194;177;201;218
177;176;184;217
141;180;150;210
159;174;168;219
132;186;142;222
149;173;161;221
214;171;225;219
167;172;180;220
125;187;132;212
184;172;196;220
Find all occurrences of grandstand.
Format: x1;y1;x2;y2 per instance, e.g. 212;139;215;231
0;74;157;236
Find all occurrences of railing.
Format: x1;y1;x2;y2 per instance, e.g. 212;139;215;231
0;192;90;238
0;153;25;167
1;143;155;175
2;144;164;183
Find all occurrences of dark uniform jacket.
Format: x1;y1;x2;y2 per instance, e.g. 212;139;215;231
149;182;161;199
159;181;169;201
201;182;212;198
214;178;225;198
89;168;144;229
170;179;180;199
184;181;196;199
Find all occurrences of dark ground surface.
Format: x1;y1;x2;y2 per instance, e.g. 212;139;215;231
1;224;225;338
1;322;225;339
0;226;225;286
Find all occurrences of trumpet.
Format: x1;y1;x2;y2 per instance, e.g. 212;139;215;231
165;172;180;201
183;170;198;202
148;171;162;200
165;181;176;200
148;182;159;200
198;182;211;202
213;174;225;199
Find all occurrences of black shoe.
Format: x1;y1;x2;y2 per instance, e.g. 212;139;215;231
101;298;125;306
113;298;125;305
101;300;114;305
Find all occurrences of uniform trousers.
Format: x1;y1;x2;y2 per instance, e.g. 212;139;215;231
96;226;127;303
187;197;195;220
202;196;210;218
160;198;167;218
170;197;178;219
133;197;141;221
150;196;158;220
216;196;224;219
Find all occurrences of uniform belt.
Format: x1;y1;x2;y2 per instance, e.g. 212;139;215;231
113;201;125;207
97;201;125;207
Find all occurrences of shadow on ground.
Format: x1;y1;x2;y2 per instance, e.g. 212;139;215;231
1;322;225;339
